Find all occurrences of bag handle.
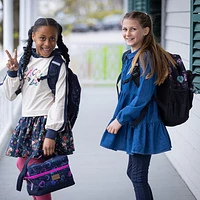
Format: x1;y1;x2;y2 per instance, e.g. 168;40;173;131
16;151;44;192
16;154;35;191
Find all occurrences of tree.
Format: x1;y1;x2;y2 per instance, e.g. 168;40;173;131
54;0;123;20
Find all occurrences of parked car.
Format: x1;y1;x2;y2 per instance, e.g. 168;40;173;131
86;18;103;31
72;18;103;32
101;14;122;30
72;21;89;32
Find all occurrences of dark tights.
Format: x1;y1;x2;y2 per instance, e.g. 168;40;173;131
127;154;154;200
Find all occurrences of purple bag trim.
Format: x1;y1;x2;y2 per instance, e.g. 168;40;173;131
24;164;70;180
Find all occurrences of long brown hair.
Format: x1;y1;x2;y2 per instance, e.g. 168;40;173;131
123;11;176;85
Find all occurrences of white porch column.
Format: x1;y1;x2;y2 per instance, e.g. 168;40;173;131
19;0;26;46
123;0;128;13
19;0;38;50
3;0;13;52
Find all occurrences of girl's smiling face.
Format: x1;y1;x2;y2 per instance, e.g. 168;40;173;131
32;26;58;57
122;18;149;51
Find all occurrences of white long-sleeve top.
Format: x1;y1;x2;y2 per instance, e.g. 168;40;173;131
3;55;67;137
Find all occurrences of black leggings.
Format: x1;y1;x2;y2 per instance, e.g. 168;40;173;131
127;154;154;200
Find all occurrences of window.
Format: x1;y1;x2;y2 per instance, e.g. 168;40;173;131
127;0;161;42
191;0;200;91
128;0;149;12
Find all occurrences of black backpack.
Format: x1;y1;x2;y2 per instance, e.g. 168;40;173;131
117;51;195;127
16;55;81;129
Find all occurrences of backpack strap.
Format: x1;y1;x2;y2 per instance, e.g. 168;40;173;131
38;55;65;95
0;75;6;86
131;102;150;127
47;55;65;95
122;63;140;86
116;49;131;96
116;51;150;127
152;95;167;112
116;64;140;96
116;73;121;96
13;56;25;95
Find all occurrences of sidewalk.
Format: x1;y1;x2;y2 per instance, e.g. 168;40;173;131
0;86;196;200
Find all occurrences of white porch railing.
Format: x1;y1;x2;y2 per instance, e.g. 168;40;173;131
69;43;125;85
0;58;22;155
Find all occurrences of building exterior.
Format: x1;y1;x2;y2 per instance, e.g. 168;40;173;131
163;1;200;199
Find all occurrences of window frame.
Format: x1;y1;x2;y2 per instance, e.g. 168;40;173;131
190;0;200;91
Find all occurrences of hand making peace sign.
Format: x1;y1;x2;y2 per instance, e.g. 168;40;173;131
5;49;19;71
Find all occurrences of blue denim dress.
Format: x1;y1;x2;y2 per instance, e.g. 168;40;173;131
100;50;171;155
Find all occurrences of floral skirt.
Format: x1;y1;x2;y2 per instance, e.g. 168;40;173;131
6;116;75;158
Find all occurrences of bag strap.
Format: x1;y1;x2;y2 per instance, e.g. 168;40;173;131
153;95;167;111
116;50;130;96
37;55;64;95
116;64;140;96
116;53;144;127
131;102;150;127
116;73;121;96
16;151;42;192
